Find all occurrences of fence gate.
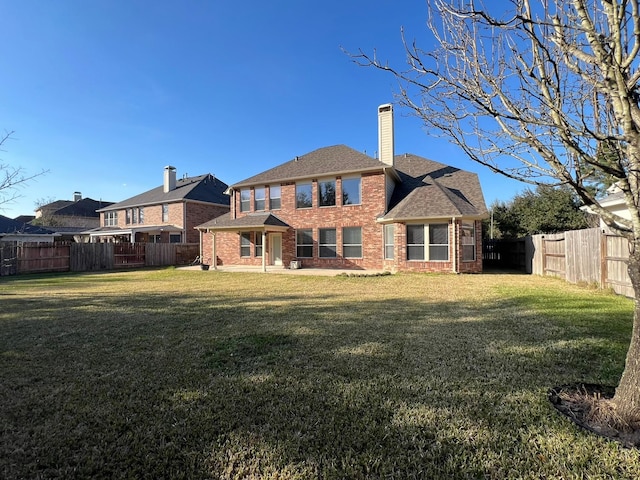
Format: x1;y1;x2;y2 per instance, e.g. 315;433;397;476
1;242;18;276
541;234;566;278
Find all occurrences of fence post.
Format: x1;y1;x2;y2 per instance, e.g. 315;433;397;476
541;235;546;277
601;232;607;290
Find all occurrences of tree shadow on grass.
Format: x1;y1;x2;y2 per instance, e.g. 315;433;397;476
0;280;637;478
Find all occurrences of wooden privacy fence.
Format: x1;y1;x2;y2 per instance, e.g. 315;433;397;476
0;242;199;276
529;228;634;298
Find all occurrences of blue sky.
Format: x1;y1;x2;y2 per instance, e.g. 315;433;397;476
0;0;525;217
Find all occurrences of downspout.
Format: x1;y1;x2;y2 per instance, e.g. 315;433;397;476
183;202;187;242
262;230;267;273
212;231;217;270
452;217;458;273
199;229;203;261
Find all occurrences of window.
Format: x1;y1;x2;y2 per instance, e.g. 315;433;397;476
429;224;449;261
318;179;336;207
104;211;118;227
255;232;263;257
384;224;394;260
162;204;169;222
296;182;312;208
132;207;138;224
342;177;361;205
462;221;476;261
254;188;265;211
269;185;281;210
125;209;131;225
319;228;337;257
240;189;250;212
151;234;161;243
138;207;144;224
170;233;182;243
240;232;251;257
407;224;449;261
296;229;313;257
407;225;425;260
343;227;362;258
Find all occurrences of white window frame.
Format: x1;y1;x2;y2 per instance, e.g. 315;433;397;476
342;176;361;206
406;223;449;261
319;228;337;257
240;189;251;212
384;224;394;260
318;178;336;207
296;229;313;257
342;227;363;258
254;187;266;211
269;185;281;210
162;203;169;222
461;221;476;262
240;232;251;257
296;182;313;209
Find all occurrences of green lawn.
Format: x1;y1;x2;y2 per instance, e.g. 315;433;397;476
1;269;638;479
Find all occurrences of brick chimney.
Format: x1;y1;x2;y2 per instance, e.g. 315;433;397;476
378;103;394;167
164;166;176;193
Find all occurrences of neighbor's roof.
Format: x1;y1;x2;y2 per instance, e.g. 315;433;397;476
98;174;230;211
0;215;55;235
231;145;396;188
197;212;290;231
381;153;488;221
54;198;115;217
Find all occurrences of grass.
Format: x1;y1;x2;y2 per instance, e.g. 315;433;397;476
1;268;639;479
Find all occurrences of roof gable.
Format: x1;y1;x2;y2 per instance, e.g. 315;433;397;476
100;174;230;211
232;145;390;188
55;198;115;217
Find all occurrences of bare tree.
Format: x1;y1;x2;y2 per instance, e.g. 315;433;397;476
0;130;47;209
351;0;640;425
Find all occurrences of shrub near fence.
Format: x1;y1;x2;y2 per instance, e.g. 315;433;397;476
0;242;199;276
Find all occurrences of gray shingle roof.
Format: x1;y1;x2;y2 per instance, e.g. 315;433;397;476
232;145;391;187
0;215;55;235
197;212;289;230
382;153;488;220
99;174;230;211
55;198;114;217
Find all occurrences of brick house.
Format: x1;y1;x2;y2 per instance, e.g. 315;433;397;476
90;167;229;244
197;104;488;272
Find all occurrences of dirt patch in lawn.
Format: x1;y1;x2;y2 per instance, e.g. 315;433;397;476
549;383;640;448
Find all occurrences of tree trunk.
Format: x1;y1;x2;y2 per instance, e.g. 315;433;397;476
613;240;640;418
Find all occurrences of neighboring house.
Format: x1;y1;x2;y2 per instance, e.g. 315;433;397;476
581;184;630;232
0;215;58;243
197;104;488;273
35;192;114;229
91;167;230;244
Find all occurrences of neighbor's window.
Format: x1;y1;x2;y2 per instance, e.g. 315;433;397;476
384;224;394;260
104;211;118;227
170;233;182;243
296;229;313;257
132;207;138;224
318;179;336;207
269;185;281;210
240;232;251;257
342;177;361;205
162;204;169;222
319;228;337;257
429;224;449;261
151;234;161;243
296;182;312;209
125;209;131;225
254;187;266;211
240;189;251;212
343;227;362;258
462;221;476;261
138;207;144;224
255;232;263;257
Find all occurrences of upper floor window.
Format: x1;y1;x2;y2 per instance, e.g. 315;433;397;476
240;189;251;212
132;208;138;224
138;207;144;224
296;182;312;209
461;221;476;261
104;211;118;227
162;204;169;222
342;177;361;205
269;185;281;210
125;209;131;225
318;179;336;207
254;188;266;211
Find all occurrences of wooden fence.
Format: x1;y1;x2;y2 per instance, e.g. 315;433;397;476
0;242;200;276
526;228;633;297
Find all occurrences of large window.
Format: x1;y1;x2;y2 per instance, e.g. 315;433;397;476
240;189;250;212
296;182;312;209
462;221;476;261
342;177;361;205
407;224;449;261
104;211;118;227
296;229;313;257
254;188;265;211
318;179;336;207
269;185;281;210
138;207;144;224
384;224;394;260
319;228;337;257
343;227;362;258
255;232;263;257
162;204;169;222
240;232;251;257
125;209;131;224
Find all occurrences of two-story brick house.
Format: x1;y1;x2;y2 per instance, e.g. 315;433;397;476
90;167;229;243
197;104;488;272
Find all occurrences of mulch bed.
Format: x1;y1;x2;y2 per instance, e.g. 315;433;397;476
548;383;640;448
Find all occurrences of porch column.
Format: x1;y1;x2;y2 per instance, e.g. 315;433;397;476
211;232;217;270
131;229;136;244
262;230;267;273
